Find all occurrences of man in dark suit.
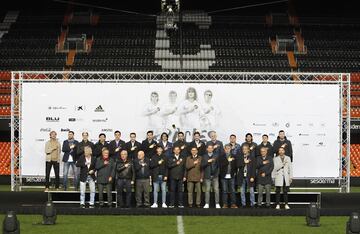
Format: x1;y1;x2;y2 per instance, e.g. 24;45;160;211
188;131;206;156
206;131;224;156
256;134;273;157
141;130;157;158
116;150;135;208
125;132;142;160
76;146;96;208
201;144;220;208
108;130;126;160
158;132;173;158
134;150;151;207
93;133;110;158
219;144;239;208
76;132;94;190
95;148;115;208
62;131;79;191
173;132;189;158
238;144;256;207
167;146;186;208
273;130;293;161
256;147;274;208
240;133;257;158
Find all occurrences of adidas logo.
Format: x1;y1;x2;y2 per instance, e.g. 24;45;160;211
94;105;104;112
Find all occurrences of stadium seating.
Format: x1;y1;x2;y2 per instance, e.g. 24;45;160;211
0;142;10;175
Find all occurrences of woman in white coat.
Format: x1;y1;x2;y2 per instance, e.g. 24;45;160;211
272;147;293;210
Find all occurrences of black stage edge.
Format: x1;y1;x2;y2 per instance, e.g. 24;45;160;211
0;191;359;216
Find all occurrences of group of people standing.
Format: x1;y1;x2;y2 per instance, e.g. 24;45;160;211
44;129;293;210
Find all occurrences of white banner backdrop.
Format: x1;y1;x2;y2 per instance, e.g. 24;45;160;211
21;82;340;178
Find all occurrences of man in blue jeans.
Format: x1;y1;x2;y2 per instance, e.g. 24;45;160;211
76;146;96;208
62;131;79;191
238;144;256;207
150;146;168;208
219;144;238;208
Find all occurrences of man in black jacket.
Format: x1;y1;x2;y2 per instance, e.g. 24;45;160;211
125;132;142;160
76;132;95;190
273;130;293;161
116;150;135;208
238;144;256;207
93;133;110;158
240;133;257;158
95;148;115;208
167;146;186;208
109;131;126;160
76;146;96;208
201;144;220;208
188;131;206;156
219;144;238;208
173;132;189;158
62;131;79;191
141;130;158;158
134;150;151;207
256;134;273;157
206;131;224;156
256;147;274;208
150;146;168;208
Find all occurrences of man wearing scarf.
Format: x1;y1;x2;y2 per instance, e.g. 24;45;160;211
95;148;115;208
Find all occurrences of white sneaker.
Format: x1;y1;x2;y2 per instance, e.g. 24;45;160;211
150;203;158;208
162;203;167;208
215;204;221;209
285;204;290;210
275;205;280;210
203;204;209;209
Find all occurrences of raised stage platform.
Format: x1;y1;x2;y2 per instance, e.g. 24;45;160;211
0;191;359;216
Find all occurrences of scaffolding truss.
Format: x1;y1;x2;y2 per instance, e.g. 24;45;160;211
10;71;351;192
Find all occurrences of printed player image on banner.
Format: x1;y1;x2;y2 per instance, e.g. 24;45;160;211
21;82;340;178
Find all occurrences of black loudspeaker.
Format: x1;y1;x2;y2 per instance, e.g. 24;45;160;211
2;211;20;234
306;202;320;227
43;201;57;225
347;212;360;234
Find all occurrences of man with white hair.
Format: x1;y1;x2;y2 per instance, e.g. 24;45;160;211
76;146;96;208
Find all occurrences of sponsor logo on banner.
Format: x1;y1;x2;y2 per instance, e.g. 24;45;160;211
94;105;105;112
320;123;326;127
269;133;275;137
316;133;326;136
61;128;70;132
68;118;84;122
253;132;262;136
35;138;45;142
46;117;60;122
308;123;314;127
252;123;266;126
296;123;302;127
285;122;290;128
272;122;279;127
75;105;86;111
40;128;51;132
92;118;108;123
48;106;66;110
310;178;335;184
298;133;309;136
101;128;113;132
302;143;310;146
317;142;325;147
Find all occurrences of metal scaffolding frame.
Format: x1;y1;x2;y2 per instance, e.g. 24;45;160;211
10;71;351;192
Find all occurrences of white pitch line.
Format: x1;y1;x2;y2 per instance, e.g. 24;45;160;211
177;215;185;234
